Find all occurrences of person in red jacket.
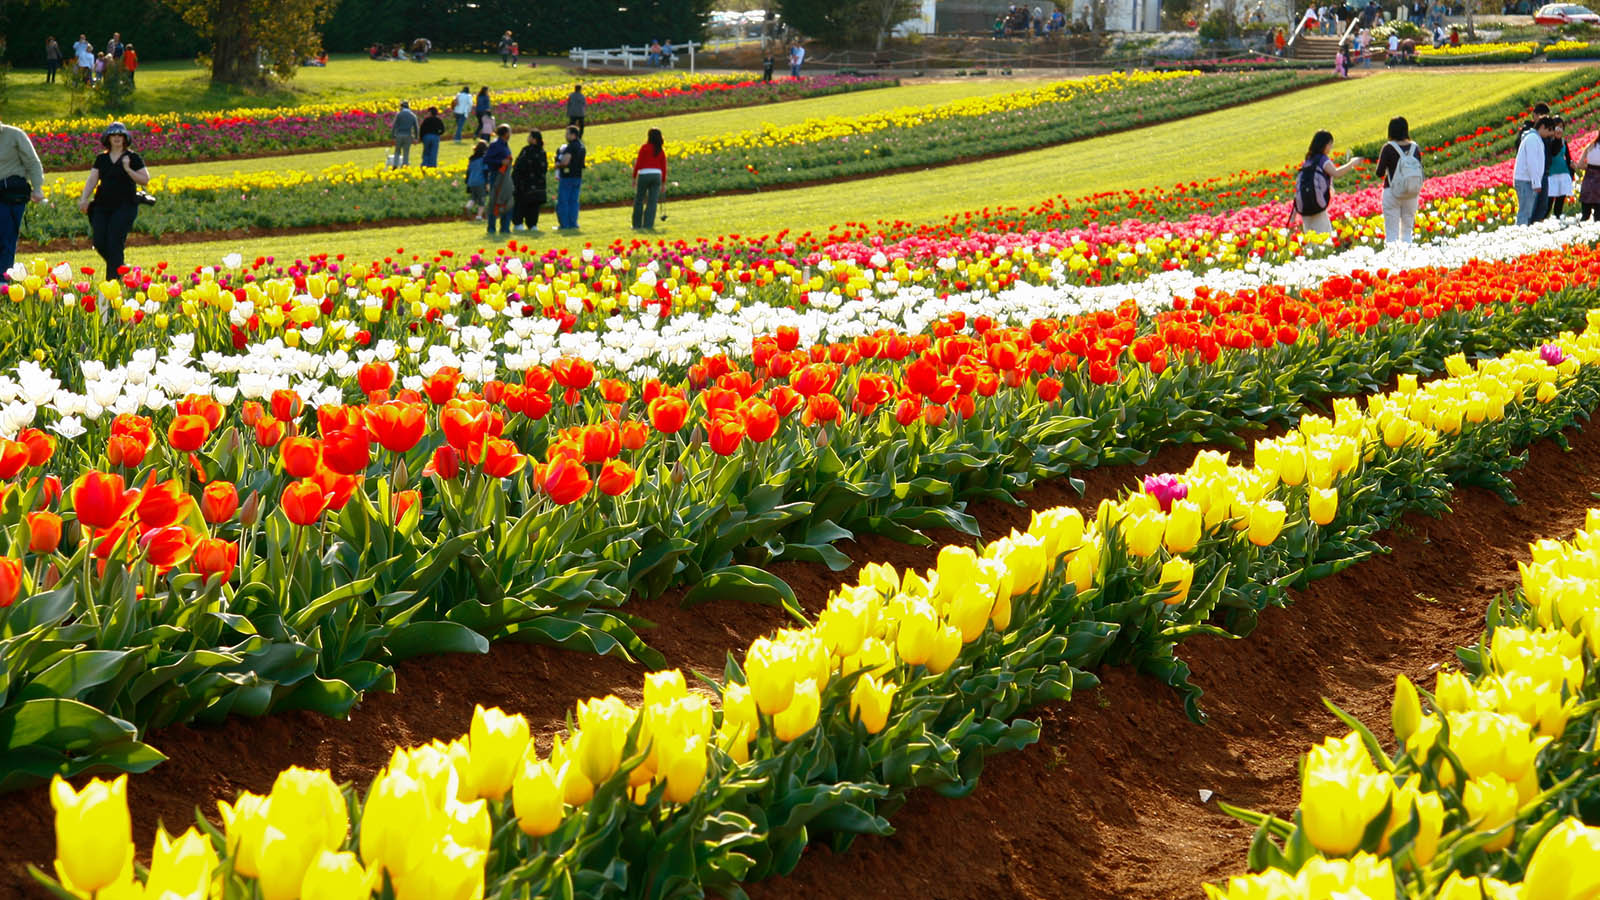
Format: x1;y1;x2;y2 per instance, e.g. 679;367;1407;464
122;43;138;86
631;128;667;230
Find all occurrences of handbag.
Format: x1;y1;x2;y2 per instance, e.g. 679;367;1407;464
136;190;157;207
0;175;32;205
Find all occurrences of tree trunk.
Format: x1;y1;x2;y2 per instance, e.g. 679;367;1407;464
210;0;260;85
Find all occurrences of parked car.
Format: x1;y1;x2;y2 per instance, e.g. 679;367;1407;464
1534;3;1600;24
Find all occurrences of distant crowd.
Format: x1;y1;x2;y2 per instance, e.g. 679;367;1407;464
44;33;138;87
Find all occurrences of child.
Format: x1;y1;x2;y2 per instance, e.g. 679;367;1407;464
510;42;520;67
466;140;489;220
478;113;496;142
1334;43;1347;77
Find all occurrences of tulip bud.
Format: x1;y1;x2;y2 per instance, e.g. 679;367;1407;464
744;637;797;715
1163;500;1202;554
924;623;963;675
773;679;820;742
1392;674;1421;745
240;490;262;527
466;705;531;802
1309;486;1338;526
1159;557;1195;606
1247;500;1287;547
512;758;565;838
50;775;134;894
850;673;897;735
145;826;218;900
393;458;409;492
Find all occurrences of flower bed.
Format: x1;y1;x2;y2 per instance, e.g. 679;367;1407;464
1545;38;1600;59
32;299;1600;899
15;70;1326;243
19;74;898;168
1415;40;1539;65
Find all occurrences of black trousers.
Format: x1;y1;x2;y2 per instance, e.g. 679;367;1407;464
1582;202;1600;221
513;190;545;228
569;116;585;136
90;203;137;278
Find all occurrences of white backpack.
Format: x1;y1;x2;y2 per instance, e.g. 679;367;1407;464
1387;141;1424;200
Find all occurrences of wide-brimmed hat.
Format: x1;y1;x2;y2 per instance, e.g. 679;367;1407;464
100;121;130;148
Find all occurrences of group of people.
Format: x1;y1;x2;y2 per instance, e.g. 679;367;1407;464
1514;104;1600;224
994;5;1071;36
45;33;138;86
1294;116;1424;245
366;38;432;62
0;116;149;281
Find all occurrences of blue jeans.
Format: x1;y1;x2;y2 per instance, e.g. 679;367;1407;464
0;202;24;278
556;176;581;228
1515;180;1548;224
454;113;466;141
421;134;440;167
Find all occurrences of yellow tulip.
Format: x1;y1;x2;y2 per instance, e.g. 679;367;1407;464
466;705;531;802
1298;768;1391;856
1539;381;1559;403
1247;500;1286;547
745;637;797;715
1523;817;1600;899
300;850;375;900
1392;674;1421;745
660;733;709;803
257;824;324;900
816;593;870;658
1123;511;1165;558
1159;557;1194;606
1309;487;1338;526
219;790;271;878
1464;773;1520;852
144;826;218;900
50;774;134;894
1163;500;1202;554
574;696;634;786
392;837;485;900
896;600;940;666
850;672;897;734
773;679;820;742
946;579;996;643
1435;873;1521;900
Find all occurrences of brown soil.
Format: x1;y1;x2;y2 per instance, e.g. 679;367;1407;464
3;417;1592;899
745;424;1600;900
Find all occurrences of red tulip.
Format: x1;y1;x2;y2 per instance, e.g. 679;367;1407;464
424;368;463;405
707;415;745;456
26;512;61;553
191;537;239;583
540;457;592;505
282;479;329;526
741;399;779;443
176;395;225;430
648;396;689;434
280;437;322;478
0;558;19;607
0;440;30;480
136;478;191;529
310;467;360;511
202;481;240;524
618;420;648;450
429;445;461;480
321;428;371;476
359;361;396;395
17;428;55;467
598;459;636;496
270;389;303;422
167;414;213;452
479;438;523;478
393;489;420;524
363;403;427;453
72;472;141;530
1037;377;1063;402
241;401;265;427
140;525;198;573
801;393;841;427
581;424;619;464
254;417;286;448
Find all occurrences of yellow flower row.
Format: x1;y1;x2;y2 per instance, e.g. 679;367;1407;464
19;72;745;135
1415;40;1538;57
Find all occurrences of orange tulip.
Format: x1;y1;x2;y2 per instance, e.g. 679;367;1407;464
140;525;197;573
0;439;30;480
598;459;636;496
166;414;212;452
253;417;286;448
201;482;240;524
136;478;191;529
191;538;239;583
26;512;61;554
17;428;55;467
707;415;745;456
393;489;420;524
270;389;303;422
618;420;648;450
428;445;460;479
480;438;523;478
541;457;591;505
358;362;395;395
282;479;329;526
362;403;427;453
176;394;225;430
648;396;689;434
321;429;371;476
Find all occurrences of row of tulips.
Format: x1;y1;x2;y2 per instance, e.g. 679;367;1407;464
1205;505;1600;900
15;71;1321;243
17;73;885;167
34;299;1600;900
0;236;1596;786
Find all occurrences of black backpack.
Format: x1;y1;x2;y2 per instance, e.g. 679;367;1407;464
1294;156;1330;216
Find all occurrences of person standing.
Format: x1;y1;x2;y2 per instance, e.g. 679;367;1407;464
1514;117;1552;225
763;54;774;82
0;116;46;280
1294;131;1361;234
122;43;138;86
465;139;489;220
474;86;492;137
76;122;148;280
631;128;666;231
44;37;62;84
1375;116;1422;244
390;101;419;168
497;31;513;66
510;41;520;67
1545;116;1575;220
1334;42;1348;77
106;32;122;60
453;85;473;142
1577;131;1600;221
419;106;445;167
484;124;514;235
554;125;585;230
789;42;805;77
566;84;587;136
512;130;548;232
73;35;94;83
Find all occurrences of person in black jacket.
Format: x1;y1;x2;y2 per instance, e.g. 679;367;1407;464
75;122;149;279
512;130;548;232
419;107;445;167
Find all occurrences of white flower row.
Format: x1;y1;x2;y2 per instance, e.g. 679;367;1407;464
2;219;1596;440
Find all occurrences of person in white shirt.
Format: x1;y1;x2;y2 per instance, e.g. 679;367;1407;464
789;43;805;78
1386;31;1399;64
1514;118;1553;225
452;85;473;142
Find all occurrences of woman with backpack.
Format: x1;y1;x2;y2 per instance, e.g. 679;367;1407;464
1375;116;1423;245
1294;130;1362;234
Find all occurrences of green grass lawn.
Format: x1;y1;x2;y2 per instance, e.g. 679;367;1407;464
4;53;585;124
29;69;1568;272
39;78;1042;186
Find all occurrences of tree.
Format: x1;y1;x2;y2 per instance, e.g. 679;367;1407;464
860;0;918;49
776;0;914;46
161;0;334;85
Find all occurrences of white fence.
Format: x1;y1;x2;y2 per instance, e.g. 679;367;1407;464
568;43;699;72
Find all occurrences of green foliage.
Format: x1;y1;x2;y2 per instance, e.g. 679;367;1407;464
1199;9;1236;43
96;66;134;112
159;0;337;85
320;0;713;55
